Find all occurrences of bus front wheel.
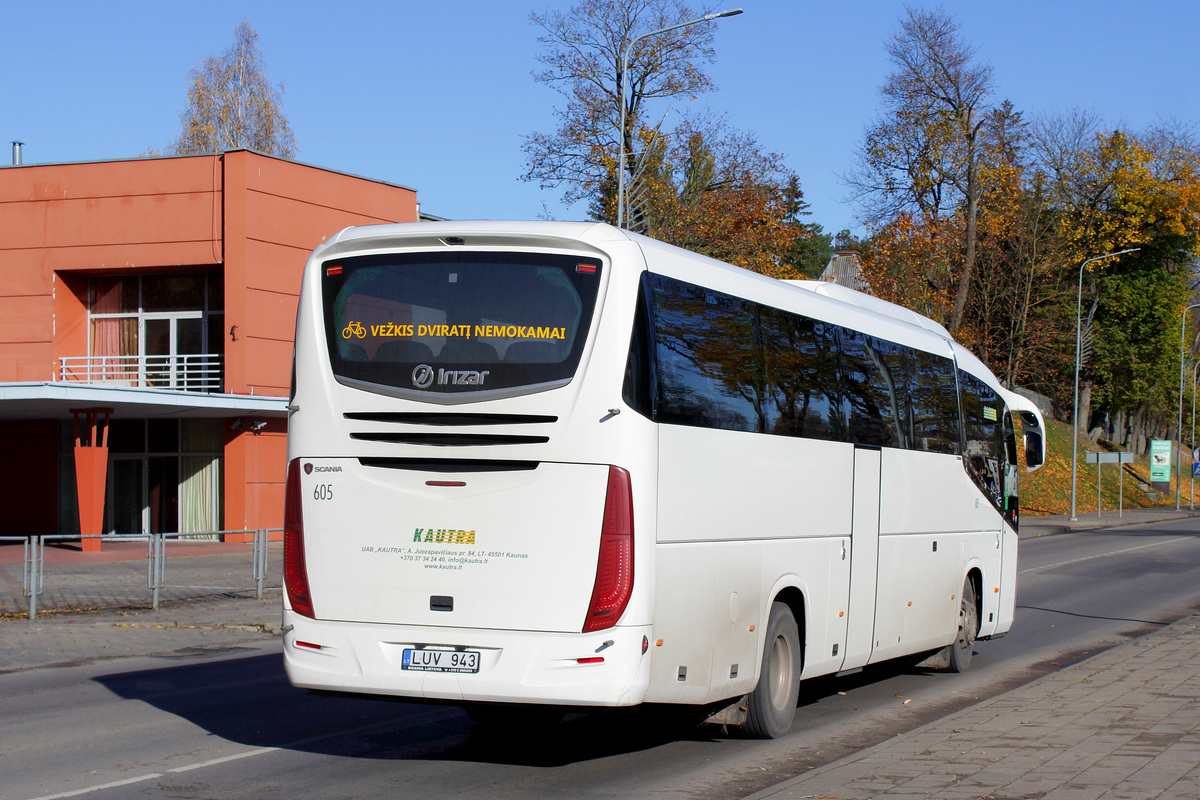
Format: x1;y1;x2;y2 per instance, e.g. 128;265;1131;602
741;601;801;739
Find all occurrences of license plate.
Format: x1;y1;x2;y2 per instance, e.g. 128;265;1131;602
402;648;480;674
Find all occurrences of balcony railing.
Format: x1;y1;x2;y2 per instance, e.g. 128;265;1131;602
59;354;224;393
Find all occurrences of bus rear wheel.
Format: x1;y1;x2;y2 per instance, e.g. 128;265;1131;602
740;601;801;739
947;577;978;673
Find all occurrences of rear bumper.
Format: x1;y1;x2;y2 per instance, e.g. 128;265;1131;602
282;610;653;707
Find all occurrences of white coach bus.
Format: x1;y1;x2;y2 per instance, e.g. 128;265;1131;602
283;220;1045;738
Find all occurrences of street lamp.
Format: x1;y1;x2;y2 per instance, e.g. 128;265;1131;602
615;8;743;228
1177;301;1200;509
1071;248;1140;521
1190;360;1200;510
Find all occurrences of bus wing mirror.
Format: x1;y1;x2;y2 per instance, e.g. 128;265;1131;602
1020;411;1045;471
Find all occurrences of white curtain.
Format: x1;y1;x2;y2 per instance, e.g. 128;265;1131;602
180;420;223;538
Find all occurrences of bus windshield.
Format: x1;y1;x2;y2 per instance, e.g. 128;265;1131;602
321;251;603;398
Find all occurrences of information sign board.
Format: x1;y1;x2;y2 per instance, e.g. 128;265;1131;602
1150;439;1172;483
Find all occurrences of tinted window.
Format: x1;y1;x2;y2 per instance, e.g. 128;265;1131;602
838;329;897;447
627;272;968;456
760;307;839;440
322;252;602;397
622;281;656;418
910;349;961;454
960;370;1010;513
875;343;915;450
651;277;761;431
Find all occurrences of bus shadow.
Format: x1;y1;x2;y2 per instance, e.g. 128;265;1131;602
93;645;974;768
92;652;723;767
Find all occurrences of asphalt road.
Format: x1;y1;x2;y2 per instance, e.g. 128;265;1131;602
8;517;1200;800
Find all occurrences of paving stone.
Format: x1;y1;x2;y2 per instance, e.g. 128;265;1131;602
748;597;1200;800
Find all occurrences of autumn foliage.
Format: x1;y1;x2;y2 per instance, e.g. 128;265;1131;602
524;1;812;278
173;21;296;158
855;10;1200;450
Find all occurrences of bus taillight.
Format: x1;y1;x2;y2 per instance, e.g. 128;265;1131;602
583;466;634;633
284;458;315;618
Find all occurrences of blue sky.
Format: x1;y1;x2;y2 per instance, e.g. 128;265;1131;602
4;1;1198;239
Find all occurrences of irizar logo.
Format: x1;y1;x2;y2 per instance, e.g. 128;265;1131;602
412;364;436;388
412;364;490;389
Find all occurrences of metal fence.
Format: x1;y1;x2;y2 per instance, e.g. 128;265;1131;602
2;529;280;620
59;353;224;392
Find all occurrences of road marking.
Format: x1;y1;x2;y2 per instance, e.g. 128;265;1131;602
25;774;164;800
20;708;451;800
167;747;279;773
1020;537;1191;574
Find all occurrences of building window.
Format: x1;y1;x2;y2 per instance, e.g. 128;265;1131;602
88;273;224;391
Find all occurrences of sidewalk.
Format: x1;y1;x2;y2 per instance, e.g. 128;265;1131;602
749;611;1200;800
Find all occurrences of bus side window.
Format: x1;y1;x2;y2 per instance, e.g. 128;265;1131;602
960;370;1004;510
622;276;656;420
1003;410;1019;526
910;350;961;455
837;327;895;447
760;306;838;441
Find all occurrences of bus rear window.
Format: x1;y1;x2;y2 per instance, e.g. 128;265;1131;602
321;251;602;398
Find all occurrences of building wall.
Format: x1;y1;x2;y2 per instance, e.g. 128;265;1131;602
219;151;418;534
0;155;225;381
0;151;420;536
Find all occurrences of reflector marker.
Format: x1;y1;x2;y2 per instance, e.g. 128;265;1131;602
426;480;467;487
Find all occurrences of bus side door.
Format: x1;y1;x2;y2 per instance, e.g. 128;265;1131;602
839;445;880;671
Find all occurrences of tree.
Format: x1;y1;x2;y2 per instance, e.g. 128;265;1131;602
523;0;720;211
525;1;809;276
1020;119;1200;444
635;115;808;276
173;21;297;158
846;8;993;333
782;181;835;281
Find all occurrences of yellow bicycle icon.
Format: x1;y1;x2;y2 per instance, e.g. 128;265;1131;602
342;321;366;339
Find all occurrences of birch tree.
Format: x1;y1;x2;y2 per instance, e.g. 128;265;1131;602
173;21;297;157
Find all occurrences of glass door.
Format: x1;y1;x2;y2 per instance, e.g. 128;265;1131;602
147;456;180;534
143;313;203;388
109;457;146;534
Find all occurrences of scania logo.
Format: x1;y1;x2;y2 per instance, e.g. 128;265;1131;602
412;364;436;389
304;463;313;475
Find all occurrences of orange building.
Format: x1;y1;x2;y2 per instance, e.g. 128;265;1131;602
0;150;420;543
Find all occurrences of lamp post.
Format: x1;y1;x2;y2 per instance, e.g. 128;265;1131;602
616;8;743;228
1177;302;1200;509
1071;248;1140;521
1191;360;1199;510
